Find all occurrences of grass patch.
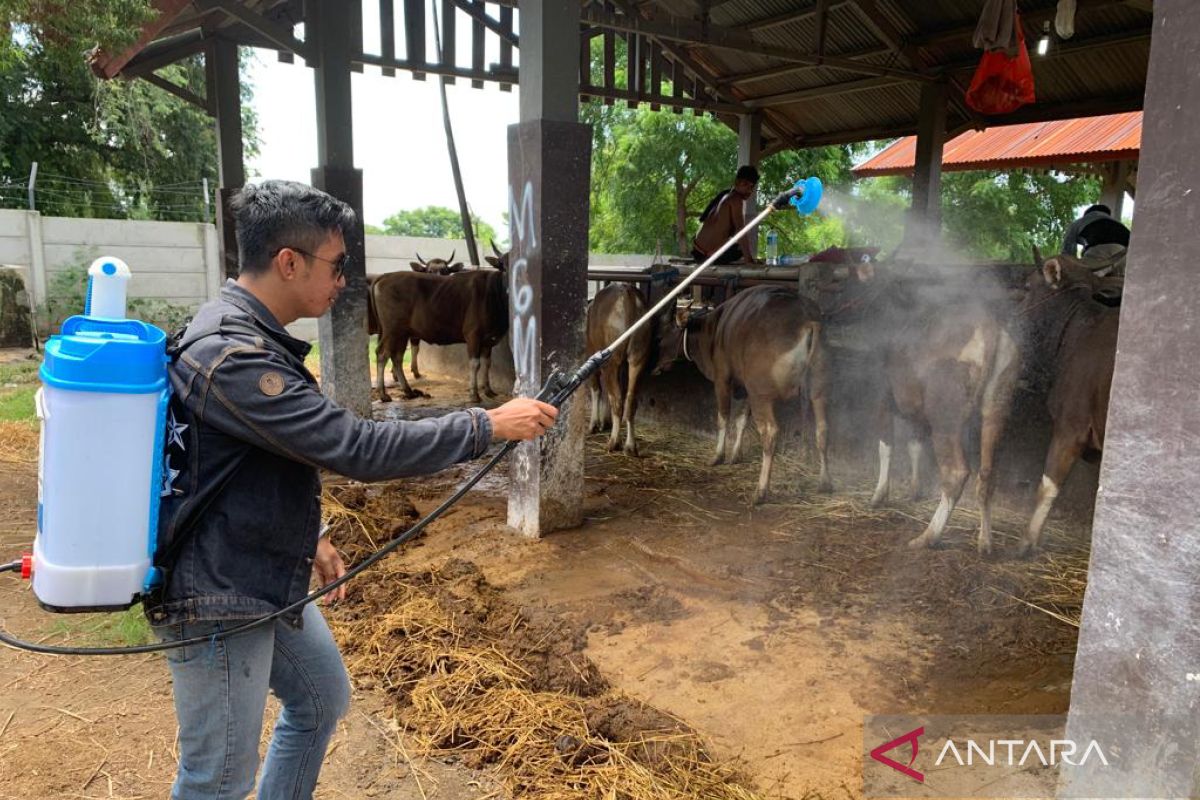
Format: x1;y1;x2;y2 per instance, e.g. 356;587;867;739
305;336;409;377
41;604;154;648
0;385;36;424
0;360;39;386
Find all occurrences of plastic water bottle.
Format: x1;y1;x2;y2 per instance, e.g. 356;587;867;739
766;230;779;266
31;257;169;611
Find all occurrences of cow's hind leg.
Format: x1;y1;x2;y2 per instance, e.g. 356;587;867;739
622;353;647;456
728;402;750;464
749;395;779;504
869;399;894;508
977;338;1018;556
909;370;970;549
376;336;393;403
481;348;498;397
589;375;603;433
812;389;832;493
1019;431;1084;558
710;379;733;466
410;339;422;379
391;339;425;400
601;363;624;452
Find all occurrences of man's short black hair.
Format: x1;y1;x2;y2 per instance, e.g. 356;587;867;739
1085;204;1112;216
736;165;760;184
229;180;358;276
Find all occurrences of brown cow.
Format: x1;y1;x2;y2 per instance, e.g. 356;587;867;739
866;275;1020;556
1015;250;1119;556
659;285;831;503
370;259;508;403
585;283;655;455
410;250;464;275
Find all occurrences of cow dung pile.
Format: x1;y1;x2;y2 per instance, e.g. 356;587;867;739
322;510;764;799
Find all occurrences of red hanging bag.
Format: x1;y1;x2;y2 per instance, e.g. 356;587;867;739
965;12;1036;115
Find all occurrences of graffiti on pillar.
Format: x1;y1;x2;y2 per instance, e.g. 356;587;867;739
509;180;538;396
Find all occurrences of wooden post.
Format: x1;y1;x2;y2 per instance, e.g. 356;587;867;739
507;0;591;537
1061;3;1200;796
208;37;244;280
905;80;947;251
738;112;762;261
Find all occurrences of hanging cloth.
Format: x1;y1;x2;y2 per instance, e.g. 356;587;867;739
1055;0;1077;39
973;0;1017;51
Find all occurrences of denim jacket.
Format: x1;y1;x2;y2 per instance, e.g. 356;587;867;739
144;281;493;626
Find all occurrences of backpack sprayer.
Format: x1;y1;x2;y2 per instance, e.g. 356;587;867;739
0;177;823;656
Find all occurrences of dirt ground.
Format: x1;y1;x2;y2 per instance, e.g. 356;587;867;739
0;355;1086;799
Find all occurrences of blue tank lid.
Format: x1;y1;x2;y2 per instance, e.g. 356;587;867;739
41;315;168;394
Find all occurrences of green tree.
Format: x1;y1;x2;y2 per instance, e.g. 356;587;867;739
381;205;498;246
1;2;258;221
939;169;1101;261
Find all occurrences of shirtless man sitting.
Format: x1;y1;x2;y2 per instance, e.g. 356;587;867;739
691;165;760;265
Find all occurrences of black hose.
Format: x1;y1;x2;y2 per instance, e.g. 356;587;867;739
0;370;587;656
0;561;20;574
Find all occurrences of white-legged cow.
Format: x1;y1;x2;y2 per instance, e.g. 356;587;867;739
660;285;831;503
585;283;655;455
867;278;1020;556
1015;250;1119;557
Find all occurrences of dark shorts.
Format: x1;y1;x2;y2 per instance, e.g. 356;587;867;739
692;244;744;265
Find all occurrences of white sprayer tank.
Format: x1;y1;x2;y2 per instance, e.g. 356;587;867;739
32;257;169;611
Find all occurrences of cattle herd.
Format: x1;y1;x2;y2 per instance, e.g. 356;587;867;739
367;244;1121;559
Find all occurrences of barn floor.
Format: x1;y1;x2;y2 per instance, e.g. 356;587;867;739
0;356;1087;799
358;371;1086;798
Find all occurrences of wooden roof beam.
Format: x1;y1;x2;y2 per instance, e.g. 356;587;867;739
449;0;519;48
581;5;937;82
732;0;855;33
744;75;905;108
195;0;313;61
142;70;213;115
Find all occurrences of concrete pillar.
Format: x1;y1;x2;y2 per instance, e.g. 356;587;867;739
906;81;947;251
1098;160;1130;221
310;0;370;416
506;0;591;537
738;112;762;261
1060;3;1200;796
209;37;244;281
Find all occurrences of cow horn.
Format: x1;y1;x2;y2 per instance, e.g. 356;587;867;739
490;239;502;256
447;249;456;264
415;252;427;265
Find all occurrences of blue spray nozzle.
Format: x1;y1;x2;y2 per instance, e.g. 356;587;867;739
788;176;824;216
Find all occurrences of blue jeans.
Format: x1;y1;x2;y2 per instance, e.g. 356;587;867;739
153;604;351;800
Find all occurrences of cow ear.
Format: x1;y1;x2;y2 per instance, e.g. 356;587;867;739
410;262;427;272
449;262;464;273
1042;258;1063;288
484;256;499;268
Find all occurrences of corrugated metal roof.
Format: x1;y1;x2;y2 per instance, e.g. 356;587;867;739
852;112;1142;177
96;0;1154;152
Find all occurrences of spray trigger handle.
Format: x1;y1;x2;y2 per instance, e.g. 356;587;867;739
771;176;824;215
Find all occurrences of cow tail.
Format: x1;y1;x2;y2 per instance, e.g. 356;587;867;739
367;278;380;336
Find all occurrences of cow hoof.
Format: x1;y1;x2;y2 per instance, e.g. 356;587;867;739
709;455;725;467
906;534;931;549
379;393;392;403
1016;541;1038;560
412;370;422;379
752;490;768;505
404;390;429;400
484;388;499;398
977;541;994;558
468;395;482;404
623;444;640;458
869;493;887;509
817;479;833;494
606;439;621;452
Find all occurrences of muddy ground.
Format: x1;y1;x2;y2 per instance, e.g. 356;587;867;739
0;357;1085;798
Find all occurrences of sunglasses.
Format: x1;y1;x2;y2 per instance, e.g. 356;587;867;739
273;246;350;279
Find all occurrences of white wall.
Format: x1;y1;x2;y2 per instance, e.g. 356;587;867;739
0;210;664;342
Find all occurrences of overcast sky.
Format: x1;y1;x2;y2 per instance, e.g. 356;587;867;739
243;7;521;234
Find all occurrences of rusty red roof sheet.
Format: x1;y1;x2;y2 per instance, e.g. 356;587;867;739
852;112;1142;178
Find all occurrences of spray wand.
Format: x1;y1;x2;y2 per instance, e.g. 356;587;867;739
0;177;822;656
